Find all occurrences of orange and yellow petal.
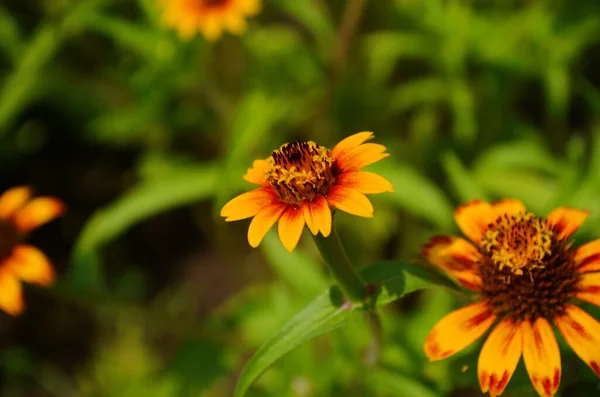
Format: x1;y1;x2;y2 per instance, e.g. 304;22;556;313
336;171;394;194
308;196;331;237
424;302;496;361
5;245;54;286
546;207;590;241
421;235;481;290
12;197;65;233
491;198;526;218
220;187;275;221
522;318;561;397
243;159;270;186
330;131;374;159
576;272;600;307
478;320;523;397
0;186;32;219
454;200;495;244
0;270;24;315
302;203;318;235
247;203;287;248
278;206;305;252
574;239;600;273
327;185;373;218
335;143;390;173
555;305;600;377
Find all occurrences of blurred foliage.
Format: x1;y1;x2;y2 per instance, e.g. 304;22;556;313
0;0;600;396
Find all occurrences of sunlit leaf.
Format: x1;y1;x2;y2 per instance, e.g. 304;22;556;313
442;151;488;203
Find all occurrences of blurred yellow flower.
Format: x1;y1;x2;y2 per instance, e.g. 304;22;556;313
421;199;600;397
221;132;394;252
0;186;65;315
160;0;261;41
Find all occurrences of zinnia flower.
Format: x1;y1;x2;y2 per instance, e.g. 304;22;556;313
421;199;600;397
220;132;394;252
160;0;261;41
0;186;65;315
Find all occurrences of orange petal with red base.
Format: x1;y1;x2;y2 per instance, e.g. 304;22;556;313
577;272;600;307
243;158;270;186
221;187;275;221
454;200;495;244
278;206;305;252
522;318;562;397
491;198;526;218
12;197;65;233
6;245;54;286
0;270;24;315
335;143;389;173
478;320;523;397
309;196;331;237
327;185;373;218
424;302;495;361
247;203;287;248
574;239;600;273
330;131;374;159
546;207;590;240
302;203;318;235
336;171;394;194
421;235;481;290
556;305;600;378
0;186;32;219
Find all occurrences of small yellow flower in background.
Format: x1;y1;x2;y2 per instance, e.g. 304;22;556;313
421;199;600;397
0;186;65;315
220;132;394;252
160;0;261;41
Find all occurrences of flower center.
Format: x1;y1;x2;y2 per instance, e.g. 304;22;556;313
478;212;579;321
0;220;19;263
187;0;231;11
266;141;336;205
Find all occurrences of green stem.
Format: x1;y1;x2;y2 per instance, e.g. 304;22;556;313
312;224;367;303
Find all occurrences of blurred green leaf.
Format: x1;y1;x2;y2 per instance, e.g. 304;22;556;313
442;151;488;203
367;369;439;397
0;6;23;62
472;140;562;176
233;260;458;397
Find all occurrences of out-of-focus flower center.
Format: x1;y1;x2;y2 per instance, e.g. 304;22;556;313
0;220;19;262
266;141;336;205
481;212;553;276
186;0;231;11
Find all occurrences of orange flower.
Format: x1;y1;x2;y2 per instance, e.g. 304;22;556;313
220;132;394;252
421;199;600;397
160;0;261;41
0;186;65;315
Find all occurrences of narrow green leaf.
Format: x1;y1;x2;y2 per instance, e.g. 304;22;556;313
442;151;488;203
233;261;457;397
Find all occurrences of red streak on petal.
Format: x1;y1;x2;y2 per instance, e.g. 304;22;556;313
493;371;510;394
591;361;600;376
569;318;591;340
467;310;492;329
584;286;600;293
553;368;560;388
421;236;453;256
542;378;552;396
579;253;600;269
488;373;498;390
479;371;490;389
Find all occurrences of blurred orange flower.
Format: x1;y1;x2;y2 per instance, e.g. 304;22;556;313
421;199;600;397
0;186;65;315
160;0;261;41
221;132;394;252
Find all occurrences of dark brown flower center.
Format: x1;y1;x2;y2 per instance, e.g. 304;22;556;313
478;212;580;321
266;141;336;205
0;220;19;262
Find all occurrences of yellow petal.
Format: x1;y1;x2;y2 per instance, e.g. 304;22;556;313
421;235;481;291
454;200;495;244
556;305;600;378
310;196;331;237
330;131;374;159
327;185;373;218
302;203;318;235
6;245;54;286
247;204;287;248
478;320;523;397
574;239;600;273
491;198;526;218
0;186;32;219
225;14;247;35
238;0;261;15
277;206;305;252
243;158;270;186
546;207;590;240
577;272;600;307
12;197;65;233
522;318;561;397
0;270;24;315
335;143;390;173
220;187;275;221
424;302;495;361
336;171;394;194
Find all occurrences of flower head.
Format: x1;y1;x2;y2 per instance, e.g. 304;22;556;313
0;186;65;315
160;0;261;41
220;132;394;252
421;199;600;397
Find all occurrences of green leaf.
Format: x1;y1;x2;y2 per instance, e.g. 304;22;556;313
442;150;488;203
68;163;219;291
233;261;458;397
